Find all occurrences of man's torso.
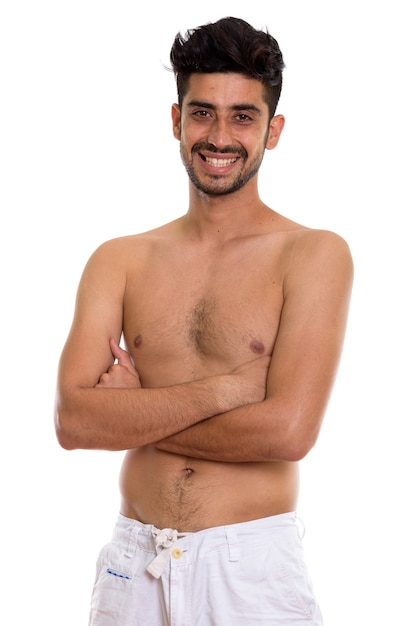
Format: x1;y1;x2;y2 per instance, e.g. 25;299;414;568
118;217;304;531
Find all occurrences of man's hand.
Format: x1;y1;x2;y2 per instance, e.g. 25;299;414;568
95;338;141;389
226;355;271;407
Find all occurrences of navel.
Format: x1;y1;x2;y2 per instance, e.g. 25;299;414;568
134;334;142;348
250;339;265;354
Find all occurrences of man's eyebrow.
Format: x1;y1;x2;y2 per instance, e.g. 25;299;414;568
186;100;215;109
186;100;263;115
231;104;262;115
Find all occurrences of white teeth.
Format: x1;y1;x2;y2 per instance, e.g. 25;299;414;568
205;156;237;167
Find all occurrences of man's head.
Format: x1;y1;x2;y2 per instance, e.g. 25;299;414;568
170;17;285;120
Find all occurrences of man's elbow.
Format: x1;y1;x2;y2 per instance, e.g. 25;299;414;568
273;422;320;462
55;417;78;450
264;397;324;462
281;438;316;462
54;398;82;451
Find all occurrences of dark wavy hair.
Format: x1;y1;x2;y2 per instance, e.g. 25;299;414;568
170;17;285;119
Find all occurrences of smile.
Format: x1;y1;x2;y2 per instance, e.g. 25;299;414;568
202;156;239;167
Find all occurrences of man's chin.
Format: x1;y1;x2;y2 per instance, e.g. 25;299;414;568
193;181;243;197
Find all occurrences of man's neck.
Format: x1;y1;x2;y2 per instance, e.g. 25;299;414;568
184;181;269;242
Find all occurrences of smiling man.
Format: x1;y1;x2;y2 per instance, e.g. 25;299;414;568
175;72;280;196
55;16;353;625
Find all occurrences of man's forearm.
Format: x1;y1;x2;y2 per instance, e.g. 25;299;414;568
155;401;274;463
55;367;265;452
155;392;318;464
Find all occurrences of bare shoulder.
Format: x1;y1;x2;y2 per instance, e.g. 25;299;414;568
272;220;353;291
87;218;183;265
266;210;351;261
265;206;352;273
292;227;352;261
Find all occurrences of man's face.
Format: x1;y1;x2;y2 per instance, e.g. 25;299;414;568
172;73;283;196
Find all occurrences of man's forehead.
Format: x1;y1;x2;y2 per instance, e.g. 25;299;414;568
184;72;267;110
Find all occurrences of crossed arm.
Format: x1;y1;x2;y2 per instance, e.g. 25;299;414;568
54;240;269;453
55;231;353;462
155;234;353;463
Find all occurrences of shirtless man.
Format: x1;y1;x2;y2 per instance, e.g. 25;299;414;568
55;17;353;625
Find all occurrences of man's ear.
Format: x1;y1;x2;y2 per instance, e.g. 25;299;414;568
266;114;285;150
172;103;181;140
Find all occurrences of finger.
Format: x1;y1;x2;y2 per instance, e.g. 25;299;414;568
109;338;132;367
95;372;109;387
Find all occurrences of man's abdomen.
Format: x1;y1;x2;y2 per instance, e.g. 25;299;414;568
119;446;299;532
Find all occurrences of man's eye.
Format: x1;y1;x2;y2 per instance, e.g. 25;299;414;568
236;114;251;122
193;110;210;117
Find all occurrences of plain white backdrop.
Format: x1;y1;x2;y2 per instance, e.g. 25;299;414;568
1;1;417;624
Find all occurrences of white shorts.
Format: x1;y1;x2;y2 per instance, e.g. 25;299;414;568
89;512;323;625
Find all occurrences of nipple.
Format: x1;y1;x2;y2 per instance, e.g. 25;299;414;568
134;334;142;348
250;339;265;355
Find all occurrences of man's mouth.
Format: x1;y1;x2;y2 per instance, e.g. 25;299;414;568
201;155;239;167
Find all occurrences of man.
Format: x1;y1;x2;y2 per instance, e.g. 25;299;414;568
55;16;353;625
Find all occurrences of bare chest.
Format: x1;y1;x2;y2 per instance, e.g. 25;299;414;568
123;243;285;382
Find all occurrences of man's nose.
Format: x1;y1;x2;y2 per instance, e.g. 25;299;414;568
207;118;233;149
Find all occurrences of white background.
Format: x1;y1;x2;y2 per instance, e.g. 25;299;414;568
1;1;417;624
